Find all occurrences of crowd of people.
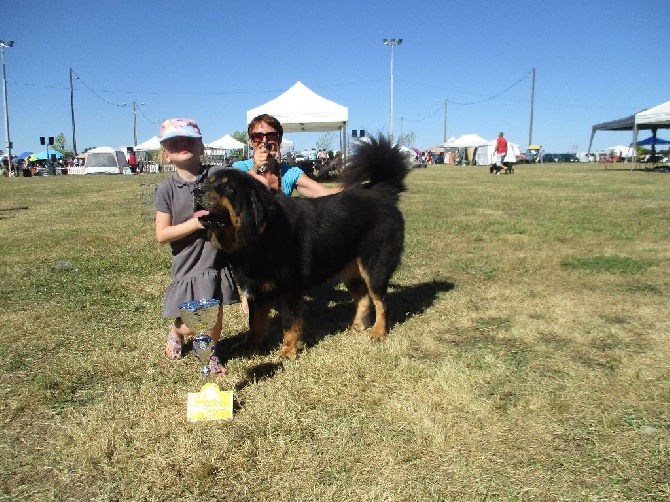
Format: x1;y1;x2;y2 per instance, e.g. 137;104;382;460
1;155;80;177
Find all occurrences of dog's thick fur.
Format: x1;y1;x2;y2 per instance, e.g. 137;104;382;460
194;135;409;358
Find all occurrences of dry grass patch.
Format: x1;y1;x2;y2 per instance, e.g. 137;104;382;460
1;165;669;501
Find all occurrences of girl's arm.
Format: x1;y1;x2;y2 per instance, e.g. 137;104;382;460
155;210;205;245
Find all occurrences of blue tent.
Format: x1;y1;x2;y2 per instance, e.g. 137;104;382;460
28;150;64;161
16;151;33;160
637;136;670;146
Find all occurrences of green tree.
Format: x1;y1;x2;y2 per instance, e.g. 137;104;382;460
53;133;75;158
232;130;247;144
226;130;247;160
396;131;416;148
316;132;335;152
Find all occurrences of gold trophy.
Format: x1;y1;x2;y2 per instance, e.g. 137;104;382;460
179;299;233;421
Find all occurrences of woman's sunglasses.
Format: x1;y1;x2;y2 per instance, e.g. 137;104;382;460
249;132;280;143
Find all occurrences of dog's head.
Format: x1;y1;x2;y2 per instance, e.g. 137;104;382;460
193;168;275;254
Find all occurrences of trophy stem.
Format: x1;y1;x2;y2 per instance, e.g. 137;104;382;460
193;334;213;383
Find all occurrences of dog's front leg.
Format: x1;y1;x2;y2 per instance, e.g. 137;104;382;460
277;298;303;359
236;297;272;352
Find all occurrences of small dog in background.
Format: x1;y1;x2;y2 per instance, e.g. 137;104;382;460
490;162;514;175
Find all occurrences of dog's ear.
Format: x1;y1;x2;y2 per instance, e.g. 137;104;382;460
249;189;268;234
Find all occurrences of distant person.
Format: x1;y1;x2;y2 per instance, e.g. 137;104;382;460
153;118;240;373
538;146;545;164
494;132;508;174
127;150;138;174
233;114;340;197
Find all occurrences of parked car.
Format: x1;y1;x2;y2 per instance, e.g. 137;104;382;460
543;153;578;163
640;153;668;163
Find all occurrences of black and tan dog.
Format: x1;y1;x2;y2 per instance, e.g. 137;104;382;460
194;135;409;358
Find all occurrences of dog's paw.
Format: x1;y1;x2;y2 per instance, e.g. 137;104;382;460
368;325;387;341
277;343;299;360
350;321;366;333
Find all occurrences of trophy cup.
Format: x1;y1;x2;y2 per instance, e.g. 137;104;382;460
179;298;234;421
179;298;220;381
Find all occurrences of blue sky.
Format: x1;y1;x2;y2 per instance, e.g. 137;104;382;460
2;0;668;156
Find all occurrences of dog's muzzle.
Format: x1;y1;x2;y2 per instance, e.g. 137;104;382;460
193;184;231;229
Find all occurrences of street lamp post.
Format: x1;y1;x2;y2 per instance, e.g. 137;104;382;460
1;39;14;173
383;38;402;143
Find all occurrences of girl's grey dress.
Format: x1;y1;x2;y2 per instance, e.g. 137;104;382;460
153;167;239;318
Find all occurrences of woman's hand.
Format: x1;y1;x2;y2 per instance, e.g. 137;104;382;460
253;143;277;173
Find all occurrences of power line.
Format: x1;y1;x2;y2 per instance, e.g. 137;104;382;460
398;68;533;108
399;69;533;124
402;106;442;123
448;69;534;105
70;69;126;108
6;72;639;111
136;104;159;125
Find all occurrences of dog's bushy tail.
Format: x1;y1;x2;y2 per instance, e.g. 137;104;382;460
340;134;410;199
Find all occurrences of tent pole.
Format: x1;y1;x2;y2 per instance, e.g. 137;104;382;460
587;127;595;156
631;125;638;172
343;125;347;163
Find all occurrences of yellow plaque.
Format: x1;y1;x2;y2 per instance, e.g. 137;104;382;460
187;383;234;422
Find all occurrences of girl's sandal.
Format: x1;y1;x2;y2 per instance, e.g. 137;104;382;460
165;334;184;360
208;355;225;374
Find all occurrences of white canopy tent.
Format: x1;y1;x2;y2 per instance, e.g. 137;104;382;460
207;134;245;150
442;133;489;148
475;141;522;165
442;133;490;165
280;137;294;154
588;100;670;166
205;134;247;162
246;81;349;157
134;136;161;151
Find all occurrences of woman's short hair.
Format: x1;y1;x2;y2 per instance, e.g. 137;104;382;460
247;114;284;141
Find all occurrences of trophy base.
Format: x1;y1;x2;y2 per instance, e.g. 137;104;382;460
187;383;234;422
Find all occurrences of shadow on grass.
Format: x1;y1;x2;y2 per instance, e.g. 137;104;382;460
222;279;455;392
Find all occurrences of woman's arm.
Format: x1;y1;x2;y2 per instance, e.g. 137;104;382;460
295;173;341;198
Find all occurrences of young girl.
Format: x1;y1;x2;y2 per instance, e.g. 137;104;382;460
153;118;239;373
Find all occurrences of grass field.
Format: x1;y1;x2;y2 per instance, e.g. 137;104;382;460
1;164;668;501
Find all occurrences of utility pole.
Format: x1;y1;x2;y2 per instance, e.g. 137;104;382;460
133;101;138;147
70;68;77;156
1;39;14;170
528;67;535;147
443;99;448;144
